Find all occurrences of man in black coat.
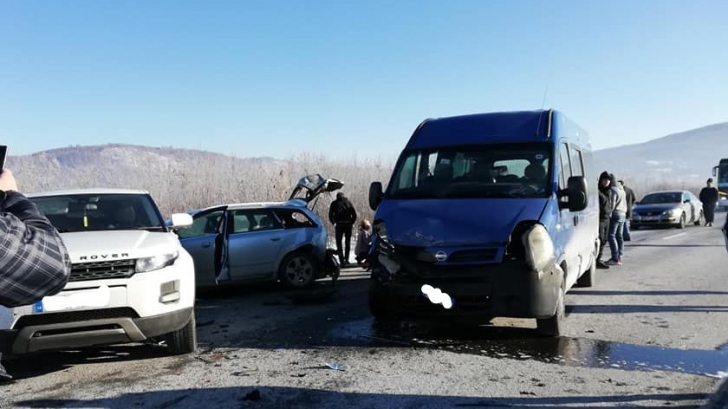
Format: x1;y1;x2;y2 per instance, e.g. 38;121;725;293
596;171;612;269
699;178;720;226
329;192;357;267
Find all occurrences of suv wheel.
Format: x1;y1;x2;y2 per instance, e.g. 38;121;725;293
165;310;197;355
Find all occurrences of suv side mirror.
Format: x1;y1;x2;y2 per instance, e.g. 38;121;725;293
369;182;383;210
559;176;588;212
170;213;193;229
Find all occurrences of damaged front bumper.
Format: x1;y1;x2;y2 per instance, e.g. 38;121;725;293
372;254;562;321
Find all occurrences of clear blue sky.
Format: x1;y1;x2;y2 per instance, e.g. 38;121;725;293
1;0;726;160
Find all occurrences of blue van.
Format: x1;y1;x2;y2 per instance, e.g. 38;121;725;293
367;109;599;336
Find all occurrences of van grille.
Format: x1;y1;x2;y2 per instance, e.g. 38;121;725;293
448;249;498;263
70;260;137;282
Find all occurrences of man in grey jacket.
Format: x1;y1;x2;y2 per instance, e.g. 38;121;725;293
606;173;628;266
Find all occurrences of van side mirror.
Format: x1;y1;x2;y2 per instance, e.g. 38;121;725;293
560;176;588;212
369;182;383;210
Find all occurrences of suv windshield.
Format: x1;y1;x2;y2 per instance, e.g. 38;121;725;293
640;193;681;204
386;142;552;199
30;193;167;233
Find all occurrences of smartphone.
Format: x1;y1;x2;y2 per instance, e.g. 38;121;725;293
0;145;6;171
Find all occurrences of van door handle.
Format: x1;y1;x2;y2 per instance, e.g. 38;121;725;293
201;242;211;248
270;237;281;241
573;215;579;226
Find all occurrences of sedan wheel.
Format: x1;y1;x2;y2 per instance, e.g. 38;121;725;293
279;252;316;289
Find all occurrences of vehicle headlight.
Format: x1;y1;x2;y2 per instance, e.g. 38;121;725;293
522;224;555;274
374;222;393;255
136;251;179;273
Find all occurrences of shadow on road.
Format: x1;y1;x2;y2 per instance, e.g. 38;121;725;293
12;386;710;409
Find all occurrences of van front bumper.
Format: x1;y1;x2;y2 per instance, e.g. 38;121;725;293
375;259;562;321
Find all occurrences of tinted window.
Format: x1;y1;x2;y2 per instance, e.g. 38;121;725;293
231;210;283;233
31;193;165;233
177;209;223;239
640;193;682;204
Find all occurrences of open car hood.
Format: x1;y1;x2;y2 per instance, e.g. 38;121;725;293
288;174;344;204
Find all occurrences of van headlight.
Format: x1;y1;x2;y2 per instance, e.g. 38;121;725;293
136;251;179;273
522;224;555;273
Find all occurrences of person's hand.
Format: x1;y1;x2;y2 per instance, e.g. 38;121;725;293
0;169;18;192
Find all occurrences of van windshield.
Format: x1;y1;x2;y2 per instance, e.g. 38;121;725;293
386;143;552;199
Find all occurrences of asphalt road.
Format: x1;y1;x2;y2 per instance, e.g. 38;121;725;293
2;213;727;409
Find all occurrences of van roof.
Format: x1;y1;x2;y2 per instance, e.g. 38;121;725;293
406;109;584;149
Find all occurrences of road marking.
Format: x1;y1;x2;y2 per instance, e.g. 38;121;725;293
662;233;686;240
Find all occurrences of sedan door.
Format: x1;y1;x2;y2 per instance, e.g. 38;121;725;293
177;206;227;288
227;209;286;281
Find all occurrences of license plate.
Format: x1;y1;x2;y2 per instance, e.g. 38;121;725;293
35;285;111;313
644;216;657;221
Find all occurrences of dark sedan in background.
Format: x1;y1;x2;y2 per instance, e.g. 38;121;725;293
631;190;704;229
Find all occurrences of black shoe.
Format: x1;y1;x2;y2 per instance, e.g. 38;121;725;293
596;260;610;269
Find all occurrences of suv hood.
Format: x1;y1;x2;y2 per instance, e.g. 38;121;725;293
375;198;548;247
60;230;180;264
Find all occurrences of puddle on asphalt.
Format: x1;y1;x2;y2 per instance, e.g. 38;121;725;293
326;317;728;379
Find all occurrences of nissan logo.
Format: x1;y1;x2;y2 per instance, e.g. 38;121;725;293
434;251;448;262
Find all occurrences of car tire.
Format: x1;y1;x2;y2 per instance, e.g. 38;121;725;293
536;285;565;337
678;213;686;229
368;278;396;322
576;242;597;288
165;310;197;355
279;252;316;289
694;211;704;226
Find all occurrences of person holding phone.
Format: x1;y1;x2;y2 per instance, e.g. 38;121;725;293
0;163;72;381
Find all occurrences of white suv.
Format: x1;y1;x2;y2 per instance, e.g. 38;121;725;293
0;189;197;356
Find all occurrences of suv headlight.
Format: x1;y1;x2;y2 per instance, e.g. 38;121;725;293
522;224;555;274
136;251;179;273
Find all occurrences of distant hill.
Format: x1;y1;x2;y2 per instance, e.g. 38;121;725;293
592;122;728;184
4;121;726;211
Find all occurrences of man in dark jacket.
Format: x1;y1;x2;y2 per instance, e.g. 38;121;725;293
596;171;612;269
699;178;720;226
329;192;357;267
0;168;72;381
618;180;636;241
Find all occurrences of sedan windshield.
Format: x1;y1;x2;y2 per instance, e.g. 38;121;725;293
386;142;552;199
640;193;681;204
29;193;167;233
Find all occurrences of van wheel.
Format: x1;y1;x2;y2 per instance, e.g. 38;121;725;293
576;244;597;288
165;310;197;355
279;252;316;289
536;287;565;337
368;278;396;322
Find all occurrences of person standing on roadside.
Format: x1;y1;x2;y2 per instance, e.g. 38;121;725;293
596;172;612;269
328;192;357;267
618;180;636;241
606;173;627;266
0;168;72;381
699;178;719;227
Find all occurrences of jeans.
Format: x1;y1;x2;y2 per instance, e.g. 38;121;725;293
608;212;626;261
622;218;632;241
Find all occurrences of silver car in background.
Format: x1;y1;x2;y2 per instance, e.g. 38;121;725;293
631;190;704;229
